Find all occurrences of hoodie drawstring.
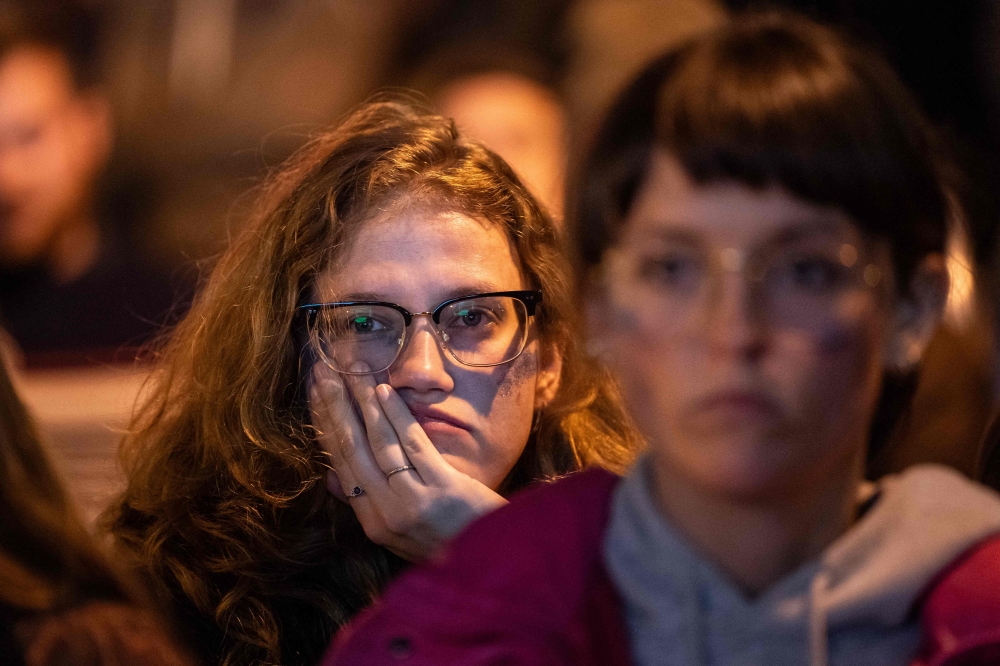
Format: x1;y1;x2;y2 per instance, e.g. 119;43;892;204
809;570;830;666
681;560;709;666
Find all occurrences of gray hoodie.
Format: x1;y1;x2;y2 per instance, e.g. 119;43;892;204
604;457;1000;666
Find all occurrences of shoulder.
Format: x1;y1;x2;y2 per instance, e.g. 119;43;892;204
325;468;623;666
886;467;1000;665
428;467;620;589
914;534;1000;666
481;467;621;545
891;464;1000;516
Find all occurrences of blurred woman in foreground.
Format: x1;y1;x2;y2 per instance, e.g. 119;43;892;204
0;361;190;665
103;99;641;666
327;13;1000;666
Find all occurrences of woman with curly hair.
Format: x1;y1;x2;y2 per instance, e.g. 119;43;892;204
103;98;641;666
0;359;191;666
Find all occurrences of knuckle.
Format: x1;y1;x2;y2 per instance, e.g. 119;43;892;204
401;425;425;449
336;436;359;461
364;524;391;544
321;434;349;464
384;509;419;535
321;443;344;467
382;514;407;535
312;373;343;401
364;428;387;448
413;496;435;518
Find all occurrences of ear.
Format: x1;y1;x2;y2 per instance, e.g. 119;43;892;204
534;341;563;410
885;253;949;371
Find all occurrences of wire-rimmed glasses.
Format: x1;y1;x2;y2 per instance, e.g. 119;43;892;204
598;235;890;338
300;290;542;375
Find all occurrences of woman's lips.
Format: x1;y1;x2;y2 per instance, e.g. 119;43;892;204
415;418;469;440
406;404;472;432
691;390;782;421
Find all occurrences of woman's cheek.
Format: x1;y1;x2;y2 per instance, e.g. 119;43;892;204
770;323;885;444
494;349;539;398
463;353;539;488
604;335;679;445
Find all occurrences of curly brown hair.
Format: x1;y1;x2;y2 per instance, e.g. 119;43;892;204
103;98;641;666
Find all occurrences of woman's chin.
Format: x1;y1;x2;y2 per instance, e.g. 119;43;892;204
437;450;511;490
668;435;802;500
423;430;473;458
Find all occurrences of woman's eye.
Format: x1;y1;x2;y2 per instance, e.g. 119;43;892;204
637;254;700;286
339;315;386;334
7;124;42;149
352;316;376;332
452;308;487;327
779;256;845;291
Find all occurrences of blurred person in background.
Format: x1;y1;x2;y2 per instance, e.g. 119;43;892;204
396;0;573;222
328;13;1000;666
0;357;192;665
0;0;183;367
412;46;568;220
103;99;641;666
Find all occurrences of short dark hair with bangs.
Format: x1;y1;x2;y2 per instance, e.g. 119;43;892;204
573;10;950;288
571;10;954;464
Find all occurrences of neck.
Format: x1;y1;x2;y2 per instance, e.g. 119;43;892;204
649;447;865;597
47;212;101;284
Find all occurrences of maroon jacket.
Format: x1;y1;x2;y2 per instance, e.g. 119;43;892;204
324;468;1000;666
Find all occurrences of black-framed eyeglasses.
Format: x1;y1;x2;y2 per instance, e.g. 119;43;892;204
299;290;542;375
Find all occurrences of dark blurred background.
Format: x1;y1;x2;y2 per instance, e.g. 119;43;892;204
3;0;1000;521
8;0;999;292
93;1;1000;264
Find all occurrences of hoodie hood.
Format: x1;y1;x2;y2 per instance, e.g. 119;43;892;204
604;458;1000;666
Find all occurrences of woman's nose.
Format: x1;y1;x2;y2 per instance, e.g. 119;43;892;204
704;273;768;359
389;320;456;394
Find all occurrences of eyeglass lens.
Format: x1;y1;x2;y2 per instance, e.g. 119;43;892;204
604;240;884;336
309;296;530;374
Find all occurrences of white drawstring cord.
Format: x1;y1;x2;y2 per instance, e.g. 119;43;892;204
809;570;830;666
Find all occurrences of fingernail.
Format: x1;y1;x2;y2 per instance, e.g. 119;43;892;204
376;384;390;400
349;361;371;374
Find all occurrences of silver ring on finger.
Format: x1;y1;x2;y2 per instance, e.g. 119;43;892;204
346;485;365;498
385;465;416;480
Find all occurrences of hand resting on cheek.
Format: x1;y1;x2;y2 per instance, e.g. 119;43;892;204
309;362;508;561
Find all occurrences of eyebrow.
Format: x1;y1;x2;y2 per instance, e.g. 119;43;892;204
766;221;851;246
631;228;702;246
633;219;851;247
332;291;387;303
